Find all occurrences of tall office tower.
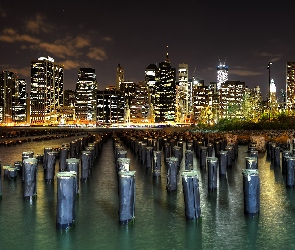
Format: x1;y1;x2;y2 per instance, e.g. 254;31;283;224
217;61;228;90
61;89;76;123
30;56;64;124
286;61;295;111
191;80;209;122
208;82;219;123
176;63;189;123
97;86;124;124
145;63;158;106
269;78;279;117
152;52;176;122
14;78;27;122
219;81;245;119
116;64;124;90
129;82;150;123
0;71;16;123
120;81;136;107
270;79;277;103
75;68;97;123
252;86;263;120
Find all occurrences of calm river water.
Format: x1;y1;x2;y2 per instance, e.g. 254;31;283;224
0;128;294;250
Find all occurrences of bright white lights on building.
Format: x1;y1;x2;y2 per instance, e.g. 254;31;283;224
270;79;276;93
217;63;228;90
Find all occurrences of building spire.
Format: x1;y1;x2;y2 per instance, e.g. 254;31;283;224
165;45;170;63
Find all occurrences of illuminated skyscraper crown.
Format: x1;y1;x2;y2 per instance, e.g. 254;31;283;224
217;61;228;90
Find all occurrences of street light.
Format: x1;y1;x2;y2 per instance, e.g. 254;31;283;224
267;62;272;120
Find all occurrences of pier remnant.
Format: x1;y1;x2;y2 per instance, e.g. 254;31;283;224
181;170;201;220
118;170;136;225
56;172;76;229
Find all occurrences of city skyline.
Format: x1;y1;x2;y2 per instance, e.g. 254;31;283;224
1;1;295;97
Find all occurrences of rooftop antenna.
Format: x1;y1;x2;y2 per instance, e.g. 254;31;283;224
165;45;170;63
193;67;196;80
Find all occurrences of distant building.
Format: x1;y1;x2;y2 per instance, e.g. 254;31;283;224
129;82;150;123
219;81;246;119
14;78;27;123
146;52;176;123
286;61;295;111
30;56;64;124
64;89;75;107
217;62;228;90
270;78;277;103
176;63;189;122
61;89;76;124
116;64;124;90
191;80;209;122
97;87;124;124
0;71;26;123
75;68;97;124
120;81;136;107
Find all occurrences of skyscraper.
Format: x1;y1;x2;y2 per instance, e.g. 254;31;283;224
286;61;295;111
217;61;228;90
97;86;124;124
0;71;27;124
147;52;176;123
192;80;209;122
0;71;16;123
75;68;97;123
116;64;124;90
30;56;64;124
176;63;189;122
219;81;246;119
14;78;27;123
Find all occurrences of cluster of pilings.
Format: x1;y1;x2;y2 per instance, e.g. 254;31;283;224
1;131;110;230
267;139;295;189
113;129;244;221
113;136;135;225
243;142;260;215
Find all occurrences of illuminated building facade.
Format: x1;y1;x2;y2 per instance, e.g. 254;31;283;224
97;86;124;124
219;81;245;119
208;82;219;120
269;78;279;117
116;64;124;90
147;53;176;123
61;89;76;123
191;80;209;122
270;79;277;103
0;71;27;124
129;82;150;123
0;71;14;123
217;62;228;90
30;56;64;124
14;78;27;122
145;63;158;108
176;63;189;122
75;68;97;123
120;81;136;107
286;61;295;111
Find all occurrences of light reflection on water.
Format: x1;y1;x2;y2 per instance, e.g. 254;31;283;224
0;134;295;249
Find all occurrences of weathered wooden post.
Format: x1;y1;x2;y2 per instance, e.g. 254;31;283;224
242;169;260;215
23;158;38;200
181;170;201;220
118;170;136;225
56;172;76;229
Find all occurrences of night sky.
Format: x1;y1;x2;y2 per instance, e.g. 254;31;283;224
1;1;295;98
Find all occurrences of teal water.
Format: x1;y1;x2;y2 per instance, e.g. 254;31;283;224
0;132;295;250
